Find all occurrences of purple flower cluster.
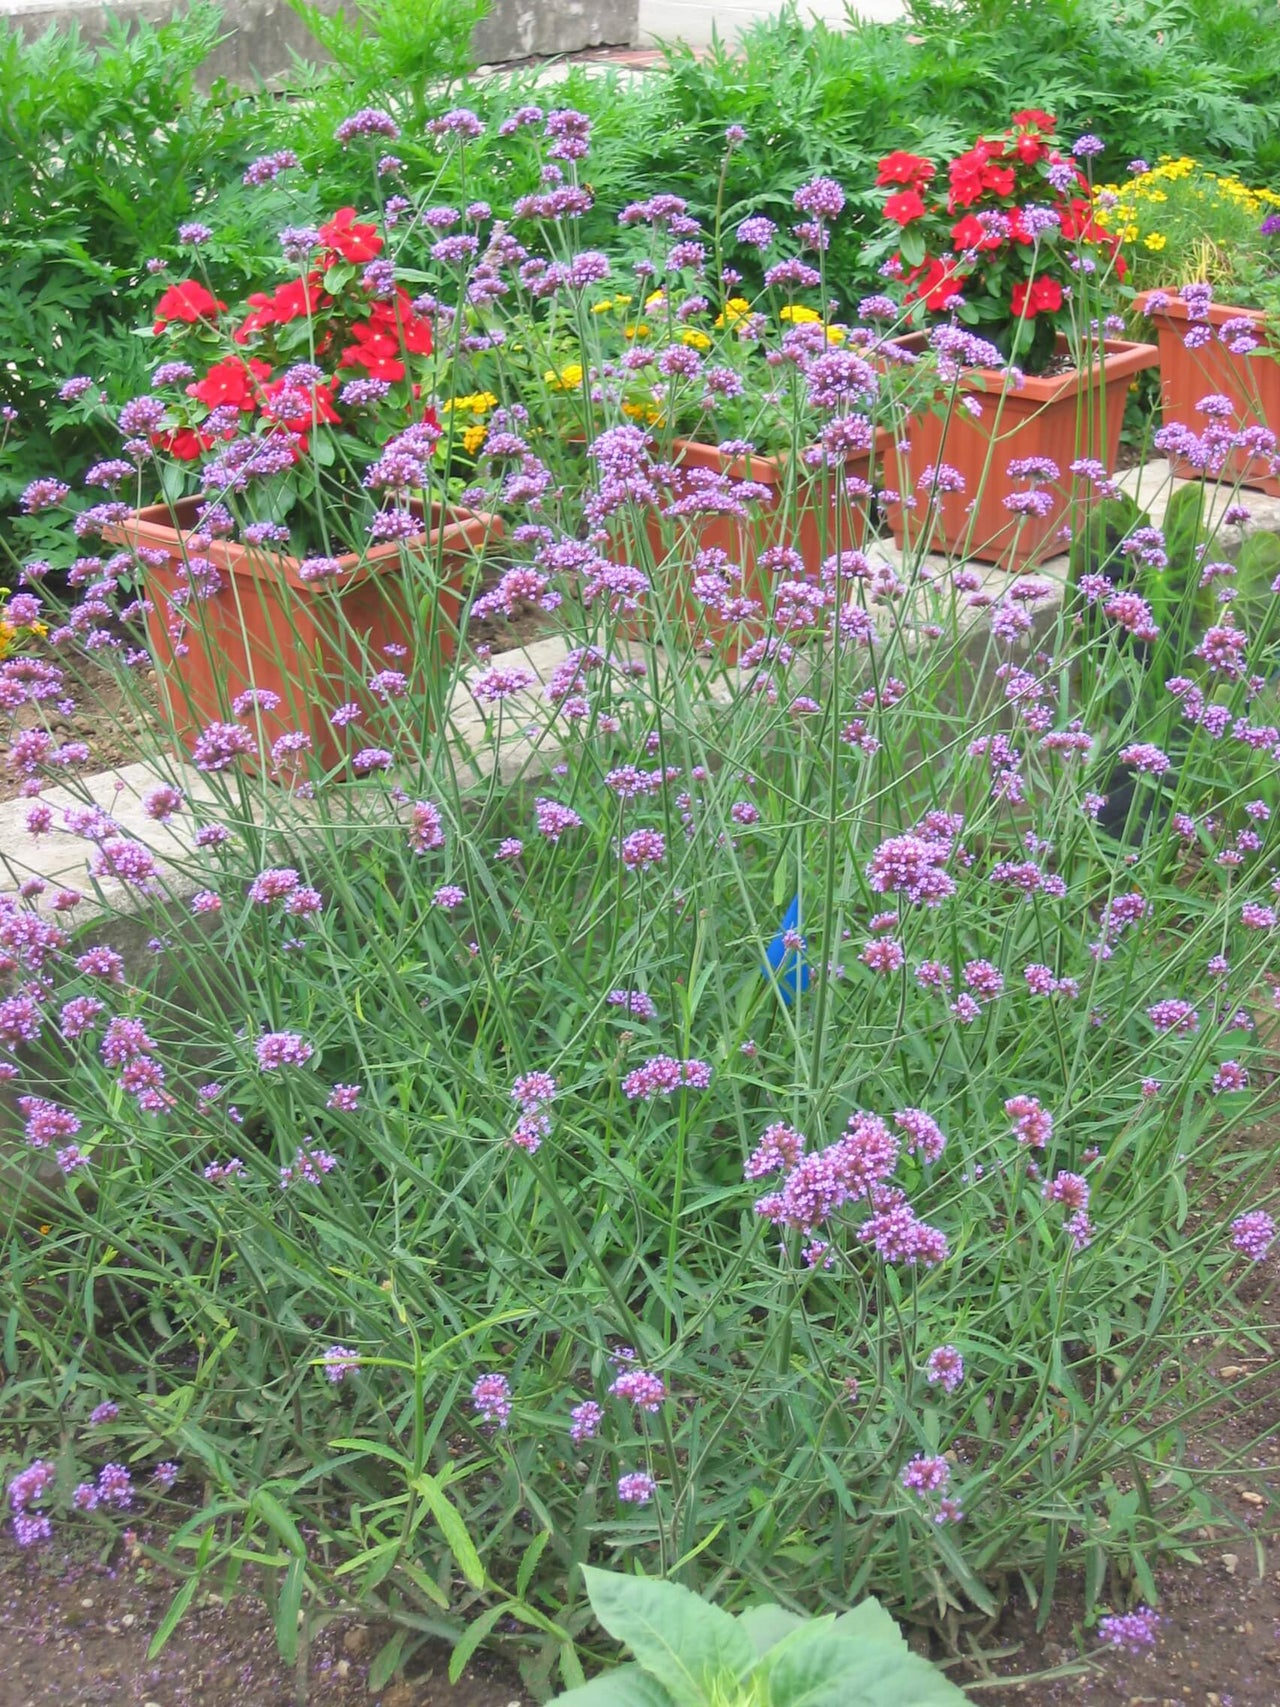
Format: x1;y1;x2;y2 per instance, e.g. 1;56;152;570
621;1056;712;1100
471;1371;512;1427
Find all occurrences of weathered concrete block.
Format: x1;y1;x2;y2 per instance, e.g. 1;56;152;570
474;0;638;63
0;0;640;85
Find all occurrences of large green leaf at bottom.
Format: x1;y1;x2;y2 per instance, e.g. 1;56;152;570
581;1568;756;1707
763;1630;971;1707
550;1661;676;1707
736;1603;811;1658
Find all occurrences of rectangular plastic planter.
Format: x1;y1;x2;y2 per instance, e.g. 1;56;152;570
1135;291;1280;495
108;500;500;771
884;336;1158;570
608;432;890;659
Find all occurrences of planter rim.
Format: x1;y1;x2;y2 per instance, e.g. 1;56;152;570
1133;289;1269;329
110;500;500;593
887;333;1158;401
666;428;894;483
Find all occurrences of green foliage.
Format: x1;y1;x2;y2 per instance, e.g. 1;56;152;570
285;0;489;111
633;0;1280;304
550;1571;971;1705
10;0;1280;518
0;4;261;515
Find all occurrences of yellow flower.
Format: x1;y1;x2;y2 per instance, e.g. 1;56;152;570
1143;232;1167;251
1122;224;1140;243
780;304;821;325
644;289;666;311
680;328;712;350
461;423;488;455
445;391;498;416
714;296;751;327
623;323;651;341
544;363;584;390
622;400;663;424
826;324;848;345
0;622;14;662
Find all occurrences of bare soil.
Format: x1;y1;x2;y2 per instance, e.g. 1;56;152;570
0;1533;533;1707
3;1386;1278;1707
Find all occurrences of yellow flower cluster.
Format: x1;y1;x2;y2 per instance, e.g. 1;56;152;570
444;391;498;415
444;391;499;455
714;297;752;327
778;303;847;342
0;610;46;662
543;363;584;391
1096;156;1280;285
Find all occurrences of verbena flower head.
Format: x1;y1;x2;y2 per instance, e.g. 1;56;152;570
471;1371;512;1426
1097;1606;1159;1652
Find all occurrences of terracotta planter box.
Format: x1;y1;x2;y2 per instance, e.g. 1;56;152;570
1135;291;1280;494
885;336;1158;570
108;500;500;770
608;432;890;658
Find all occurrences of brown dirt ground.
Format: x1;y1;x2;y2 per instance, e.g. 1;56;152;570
3;1357;1278;1707
0;1534;533;1707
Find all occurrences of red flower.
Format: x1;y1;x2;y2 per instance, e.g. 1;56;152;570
951;213;1002;254
370;294;433;355
153;280;225;332
234;276;327;344
876;151;936;189
883;189;927;226
337;324;406;382
981;163;1016;197
1011;277;1063;318
260;376;341;435
151;427;213;461
1058;195;1104;243
947;145;995;211
318;208;383;264
187;356;271;412
1012;132;1050;165
1010;107;1056;131
905;256;967;312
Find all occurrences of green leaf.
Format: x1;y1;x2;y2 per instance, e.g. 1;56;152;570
736;1603;809;1658
368;1628;410;1693
830;1599;903;1646
274;1554;306;1665
764;1628;971;1706
147;1574;199;1659
449;1603;508;1684
251;1489;306;1558
898;226;926;268
516;1530;552;1601
549;1662;676;1707
580;1568;755;1707
412;1472;486;1589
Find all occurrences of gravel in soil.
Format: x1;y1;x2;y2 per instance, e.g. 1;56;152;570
0;1533;533;1707
4;1504;1279;1706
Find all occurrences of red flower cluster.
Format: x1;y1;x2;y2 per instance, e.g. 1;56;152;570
874;113;1126;370
149;208;433;461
